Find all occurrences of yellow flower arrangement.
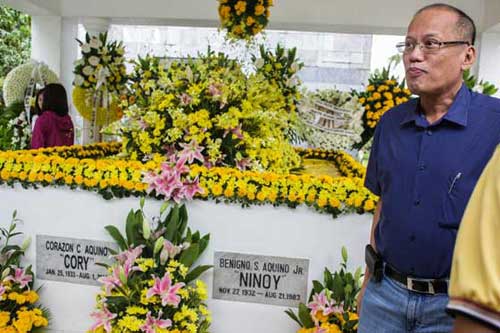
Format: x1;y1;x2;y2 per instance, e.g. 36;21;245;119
0;143;377;217
356;60;412;149
218;0;273;40
72;87;123;126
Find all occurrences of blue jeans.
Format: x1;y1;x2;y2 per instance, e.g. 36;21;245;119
359;276;454;333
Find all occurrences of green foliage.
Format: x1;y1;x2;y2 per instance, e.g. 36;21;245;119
104;200;211;281
0;101;25;150
0;210;28;270
286;246;362;333
463;69;498;96
0;6;31;78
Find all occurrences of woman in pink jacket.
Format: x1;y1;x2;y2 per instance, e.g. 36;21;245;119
31;83;74;149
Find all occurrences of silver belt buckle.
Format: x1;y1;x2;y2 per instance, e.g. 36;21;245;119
406;277;435;294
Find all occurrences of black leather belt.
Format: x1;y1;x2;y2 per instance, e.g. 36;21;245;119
384;265;448;295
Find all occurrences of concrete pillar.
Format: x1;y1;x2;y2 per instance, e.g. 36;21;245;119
477;32;500;97
31;16;62;76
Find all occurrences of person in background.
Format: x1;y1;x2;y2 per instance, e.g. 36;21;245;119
357;3;500;332
447;144;500;333
31;83;74;149
31;87;45;130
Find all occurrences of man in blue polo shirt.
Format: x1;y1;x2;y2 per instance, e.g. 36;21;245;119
357;3;500;333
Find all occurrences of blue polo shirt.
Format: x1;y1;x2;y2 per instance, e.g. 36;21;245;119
365;83;500;279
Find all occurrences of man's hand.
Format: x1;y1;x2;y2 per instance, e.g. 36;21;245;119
357;269;370;315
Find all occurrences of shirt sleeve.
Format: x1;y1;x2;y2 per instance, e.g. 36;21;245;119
447;145;500;329
364;123;382;196
31;115;46;149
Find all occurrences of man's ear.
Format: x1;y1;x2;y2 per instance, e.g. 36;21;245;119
462;46;476;71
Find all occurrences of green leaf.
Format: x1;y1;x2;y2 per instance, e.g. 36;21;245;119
179;243;199;268
312;280;324;294
125;209;140;246
105;225;128;251
285;309;303;327
160;201;169;215
165;205;180;241
185;265;212;283
139;197;145;209
341;246;348;263
198;234;210;255
298;303;315;328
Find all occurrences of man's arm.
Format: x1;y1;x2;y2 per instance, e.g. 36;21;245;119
357;199;382;313
453;315;497;333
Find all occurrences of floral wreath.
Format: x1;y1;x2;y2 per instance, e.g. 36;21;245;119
218;0;273;40
2;62;59;107
72;32;127;125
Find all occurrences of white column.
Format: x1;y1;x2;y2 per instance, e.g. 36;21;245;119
31;16;62;76
60;18;81;143
81;17;111;144
477;32;500;97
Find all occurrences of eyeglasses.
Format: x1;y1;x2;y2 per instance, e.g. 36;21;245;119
396;40;471;54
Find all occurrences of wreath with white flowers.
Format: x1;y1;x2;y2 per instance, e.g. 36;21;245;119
2;62;59;107
73;32;127;130
73;32;127;93
218;0;273;40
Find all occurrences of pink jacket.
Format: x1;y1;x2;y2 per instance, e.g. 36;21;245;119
31;111;74;149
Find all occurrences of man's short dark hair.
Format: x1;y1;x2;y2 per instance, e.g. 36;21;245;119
415;3;476;45
42;83;69;117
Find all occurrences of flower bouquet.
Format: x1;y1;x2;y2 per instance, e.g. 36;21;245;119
0;211;49;332
286;247;362;333
218;0;273;40
88;199;211;333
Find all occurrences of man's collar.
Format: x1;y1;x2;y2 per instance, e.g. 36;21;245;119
400;83;470;127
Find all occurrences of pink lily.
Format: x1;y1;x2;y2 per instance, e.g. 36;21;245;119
208;83;222;97
179;141;205;164
146;272;185;307
308;290;335;317
5;267;32;289
114;245;144;265
140;310;172;333
159;240;182;264
236;157;252;171
98;266;122;295
182;177;204;200
223;124;244;140
90;306;117;333
180;93;192;105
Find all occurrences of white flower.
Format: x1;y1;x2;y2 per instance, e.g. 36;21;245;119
73;59;85;67
286;76;299;88
3;63;59;106
81;43;91;53
290;62;299;73
89;37;102;49
116;47;125;56
82;66;94;76
88;56;100;67
254;58;265;69
74;75;85;86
